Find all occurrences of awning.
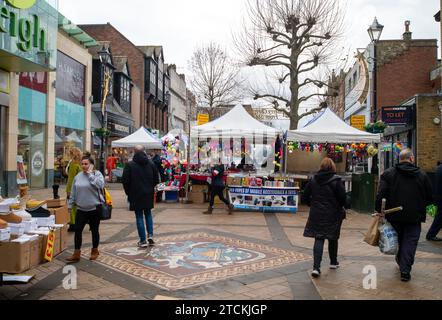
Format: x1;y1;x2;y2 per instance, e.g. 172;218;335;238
58;14;99;48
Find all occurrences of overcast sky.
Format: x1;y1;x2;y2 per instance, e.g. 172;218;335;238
59;0;441;75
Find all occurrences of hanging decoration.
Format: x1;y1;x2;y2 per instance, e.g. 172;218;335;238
287;141;371;158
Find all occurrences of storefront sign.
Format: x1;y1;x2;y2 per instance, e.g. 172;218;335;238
0;0;57;72
229;187;298;213
113;124;130;134
197;114;210;126
0;0;47;52
382;106;413;126
351;115;366;131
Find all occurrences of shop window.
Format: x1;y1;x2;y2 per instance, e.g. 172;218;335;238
53;127;85;185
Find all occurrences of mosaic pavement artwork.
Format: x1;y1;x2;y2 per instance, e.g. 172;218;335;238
90;232;311;291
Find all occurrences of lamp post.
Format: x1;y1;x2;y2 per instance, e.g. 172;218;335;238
98;46;111;177
368;17;384;123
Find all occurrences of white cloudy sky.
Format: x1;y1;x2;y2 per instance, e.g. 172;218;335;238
59;0;441;75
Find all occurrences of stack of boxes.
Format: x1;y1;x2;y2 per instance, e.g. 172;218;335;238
0;198;70;274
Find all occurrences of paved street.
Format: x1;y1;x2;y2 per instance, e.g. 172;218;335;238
1;184;441;301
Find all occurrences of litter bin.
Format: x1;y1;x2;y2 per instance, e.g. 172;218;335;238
351;173;375;213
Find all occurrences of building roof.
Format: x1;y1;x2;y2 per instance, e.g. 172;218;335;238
137;46;164;60
113;56;129;73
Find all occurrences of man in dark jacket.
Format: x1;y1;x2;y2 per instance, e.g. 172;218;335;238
203;164;233;215
426;162;442;242
123;146;160;248
376;149;433;282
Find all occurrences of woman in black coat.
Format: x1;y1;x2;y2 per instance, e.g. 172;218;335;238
304;158;347;278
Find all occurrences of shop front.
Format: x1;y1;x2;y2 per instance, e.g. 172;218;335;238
54;50;86;182
0;0;58;196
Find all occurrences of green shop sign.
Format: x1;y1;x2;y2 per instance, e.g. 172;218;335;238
0;0;56;72
1;0;46;52
6;0;36;9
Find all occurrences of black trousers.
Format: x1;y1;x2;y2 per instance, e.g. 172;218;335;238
75;209;101;250
390;222;421;274
313;238;339;270
209;186;230;207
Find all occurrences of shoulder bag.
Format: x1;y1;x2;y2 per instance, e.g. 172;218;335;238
96;187;112;221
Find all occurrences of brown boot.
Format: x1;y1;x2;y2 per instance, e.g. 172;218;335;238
90;248;100;261
66;250;81;263
203;207;213;215
227;204;234;215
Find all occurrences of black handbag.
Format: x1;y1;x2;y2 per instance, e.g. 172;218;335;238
96;188;112;221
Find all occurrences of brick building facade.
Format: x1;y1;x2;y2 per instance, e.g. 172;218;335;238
79;23;169;134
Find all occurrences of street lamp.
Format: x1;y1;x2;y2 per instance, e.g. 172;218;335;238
98;46;111;177
368;17;384;122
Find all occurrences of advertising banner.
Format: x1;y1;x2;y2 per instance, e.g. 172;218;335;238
229;187;298;213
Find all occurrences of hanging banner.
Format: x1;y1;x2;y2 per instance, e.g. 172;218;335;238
229;187;299;213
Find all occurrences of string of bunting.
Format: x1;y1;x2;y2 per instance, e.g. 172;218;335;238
287;142;379;158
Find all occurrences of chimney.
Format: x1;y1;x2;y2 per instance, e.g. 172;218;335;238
403;20;412;41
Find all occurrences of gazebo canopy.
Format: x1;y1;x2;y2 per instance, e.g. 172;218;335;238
287;108;381;144
112;127;162;149
191;105;279;139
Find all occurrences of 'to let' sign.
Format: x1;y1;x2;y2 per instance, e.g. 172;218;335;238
6;0;37;9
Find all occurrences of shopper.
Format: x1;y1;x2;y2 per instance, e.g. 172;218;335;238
303;158;346;278
376;149;433;282
66;148;82;232
203;164;233;215
123;145;160;248
67;156;105;263
427;162;442;242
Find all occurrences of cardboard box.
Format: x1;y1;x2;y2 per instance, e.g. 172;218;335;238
8;223;25;236
0;241;31;274
59;225;69;253
48;206;69;225
188;191;205;204
34;215;56;228
191;185;208;193
29;236;43;269
46;198;67;209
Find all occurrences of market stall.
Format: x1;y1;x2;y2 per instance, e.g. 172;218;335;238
111;127;162;149
185;105;300;212
286;108;382;210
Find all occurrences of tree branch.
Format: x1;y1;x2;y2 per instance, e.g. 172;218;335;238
299;104;328;120
254;93;289;104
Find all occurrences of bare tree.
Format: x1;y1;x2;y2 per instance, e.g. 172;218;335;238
235;0;346;129
189;42;243;116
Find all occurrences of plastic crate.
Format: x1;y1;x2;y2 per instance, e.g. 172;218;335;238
165;191;179;203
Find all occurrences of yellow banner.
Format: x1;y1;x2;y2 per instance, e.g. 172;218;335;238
44;229;56;262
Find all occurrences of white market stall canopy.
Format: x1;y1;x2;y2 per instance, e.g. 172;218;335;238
287;108;381;144
191;105;280;139
112;127;162;149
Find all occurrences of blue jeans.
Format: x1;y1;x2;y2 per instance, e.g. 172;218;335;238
427;209;442;239
135;210;154;242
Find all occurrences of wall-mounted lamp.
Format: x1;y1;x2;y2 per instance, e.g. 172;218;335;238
433;117;441;125
52;80;56;89
89;95;94;103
